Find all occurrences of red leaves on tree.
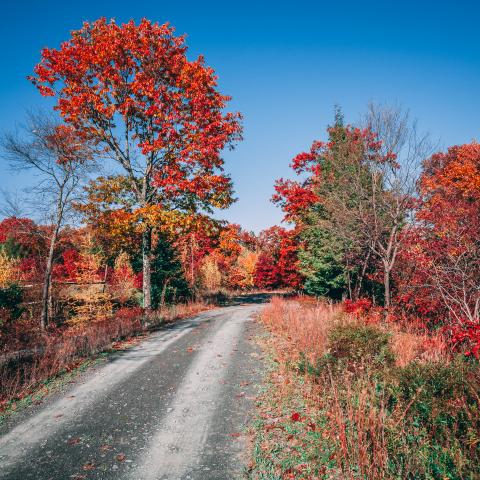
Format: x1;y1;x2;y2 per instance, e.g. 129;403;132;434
45;125;93;165
254;253;280;289
30;18;241;208
254;226;302;290
449;322;480;359
0;217;43;254
30;18;242;305
277;229;303;289
394;143;480;355
56;249;81;281
272;180;320;222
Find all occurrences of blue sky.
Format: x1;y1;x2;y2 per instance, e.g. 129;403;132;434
1;0;479;232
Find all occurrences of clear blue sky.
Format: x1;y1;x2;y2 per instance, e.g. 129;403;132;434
1;0;479;232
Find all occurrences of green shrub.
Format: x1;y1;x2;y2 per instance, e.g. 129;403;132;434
0;283;24;323
387;359;480;446
364;359;480;479
327;323;395;370
298;323;395;377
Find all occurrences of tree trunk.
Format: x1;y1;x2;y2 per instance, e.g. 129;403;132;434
346;270;352;300
354;250;371;300
40;224;60;330
160;278;170;308
383;265;391;309
190;234;195;287
142;227;153;312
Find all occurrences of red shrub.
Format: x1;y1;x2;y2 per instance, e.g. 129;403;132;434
344;298;372;315
115;306;144;322
449;322;480;359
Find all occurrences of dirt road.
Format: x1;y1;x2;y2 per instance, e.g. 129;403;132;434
0;300;266;480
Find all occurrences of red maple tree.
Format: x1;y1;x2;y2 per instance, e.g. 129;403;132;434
395;143;480;354
31;18;242;310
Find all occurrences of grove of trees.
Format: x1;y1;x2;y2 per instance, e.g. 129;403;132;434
273;105;480;357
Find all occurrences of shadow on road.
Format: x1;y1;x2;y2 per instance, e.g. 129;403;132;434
205;291;292;307
222;292;273;306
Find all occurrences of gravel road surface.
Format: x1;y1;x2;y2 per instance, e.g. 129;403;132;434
0;300;265;480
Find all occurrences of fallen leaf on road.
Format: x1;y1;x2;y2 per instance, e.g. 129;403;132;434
82;462;95;470
116;453;126;462
99;444;112;452
290;412;302;422
67;437;81;446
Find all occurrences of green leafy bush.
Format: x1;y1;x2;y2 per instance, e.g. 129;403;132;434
328;323;395;367
0;283;24;323
385;359;480;476
298;323;395;378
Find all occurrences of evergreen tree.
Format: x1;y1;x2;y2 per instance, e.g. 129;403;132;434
299;226;346;299
297;107;377;299
0;237;28;259
150;234;190;307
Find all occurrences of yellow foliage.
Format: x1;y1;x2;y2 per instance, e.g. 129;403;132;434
233;249;259;289
0;251;19;288
63;233;112;325
109;251;138;304
66;288;113;326
200;255;222;292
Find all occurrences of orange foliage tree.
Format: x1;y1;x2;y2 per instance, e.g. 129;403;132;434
110;252;138;305
31;18;242;311
395;143;480;334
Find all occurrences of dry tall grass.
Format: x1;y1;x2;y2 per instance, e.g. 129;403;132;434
254;296;475;479
261;296;345;364
0;301;209;407
261;296;446;367
390;328;448;366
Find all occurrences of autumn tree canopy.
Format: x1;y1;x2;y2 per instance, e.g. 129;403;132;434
396;143;480;326
30;18;242;310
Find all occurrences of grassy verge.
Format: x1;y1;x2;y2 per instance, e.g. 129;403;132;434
248;297;480;480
